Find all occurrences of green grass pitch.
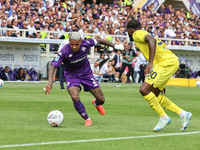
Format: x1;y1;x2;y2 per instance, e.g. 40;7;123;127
0;82;200;150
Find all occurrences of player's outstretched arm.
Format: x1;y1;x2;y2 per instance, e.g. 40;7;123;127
44;65;56;95
96;38;130;51
144;35;156;76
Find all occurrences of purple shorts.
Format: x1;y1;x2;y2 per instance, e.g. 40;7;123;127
65;74;100;91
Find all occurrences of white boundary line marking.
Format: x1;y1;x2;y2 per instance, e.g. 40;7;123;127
0;131;200;148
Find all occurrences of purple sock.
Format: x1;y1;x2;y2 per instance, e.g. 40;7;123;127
73;100;89;120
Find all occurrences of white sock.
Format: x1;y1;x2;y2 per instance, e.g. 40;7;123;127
86;118;91;121
179;110;186;118
160;115;170;120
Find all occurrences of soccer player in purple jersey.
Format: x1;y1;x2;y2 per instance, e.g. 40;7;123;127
44;32;130;126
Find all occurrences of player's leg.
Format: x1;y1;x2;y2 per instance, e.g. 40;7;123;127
68;86;92;126
140;83;168;118
152;88;183;115
153;88;192;131
150;61;192;131
140;64;172;132
89;87;106;115
140;83;171;132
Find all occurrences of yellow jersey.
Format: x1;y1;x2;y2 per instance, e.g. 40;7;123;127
132;30;178;66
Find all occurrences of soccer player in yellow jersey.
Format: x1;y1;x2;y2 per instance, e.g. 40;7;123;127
126;20;192;132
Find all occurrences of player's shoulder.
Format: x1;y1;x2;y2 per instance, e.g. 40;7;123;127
82;38;96;46
133;30;149;37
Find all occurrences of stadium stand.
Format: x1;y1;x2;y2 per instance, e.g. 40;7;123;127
0;0;199;48
0;0;199;81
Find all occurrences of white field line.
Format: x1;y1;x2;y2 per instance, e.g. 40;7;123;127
0;131;200;148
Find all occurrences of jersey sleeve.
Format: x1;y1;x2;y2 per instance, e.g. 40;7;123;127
85;38;98;47
51;51;65;68
133;30;149;43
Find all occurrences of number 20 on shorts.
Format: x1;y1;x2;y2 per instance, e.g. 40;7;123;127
150;72;157;79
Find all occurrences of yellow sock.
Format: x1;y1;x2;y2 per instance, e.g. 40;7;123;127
157;95;182;115
143;92;166;117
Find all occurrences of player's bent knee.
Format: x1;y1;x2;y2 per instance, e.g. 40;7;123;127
139;86;148;96
71;95;80;102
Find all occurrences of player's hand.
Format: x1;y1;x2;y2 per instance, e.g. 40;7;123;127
161;88;166;95
144;63;153;76
44;82;53;95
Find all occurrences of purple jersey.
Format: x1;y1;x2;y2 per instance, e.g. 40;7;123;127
51;38;97;77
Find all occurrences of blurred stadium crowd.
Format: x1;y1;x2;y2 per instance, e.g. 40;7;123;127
0;0;200;49
0;0;200;82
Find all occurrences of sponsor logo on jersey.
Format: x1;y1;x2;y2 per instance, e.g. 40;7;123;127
70;54;87;63
69;54;73;57
67;82;70;86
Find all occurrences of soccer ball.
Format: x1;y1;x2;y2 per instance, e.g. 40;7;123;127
196;81;200;87
0;79;4;86
47;110;64;127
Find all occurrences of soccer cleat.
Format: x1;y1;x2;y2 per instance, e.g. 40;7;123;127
84;119;93;126
92;99;105;115
153;117;171;132
180;112;193;132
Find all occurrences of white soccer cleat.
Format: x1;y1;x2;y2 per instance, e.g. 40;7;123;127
180;112;193;132
153;117;171;132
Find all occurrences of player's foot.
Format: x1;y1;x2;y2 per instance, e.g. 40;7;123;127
153;117;171;132
84;119;93;126
180;112;193;132
53;76;56;82
61;86;65;89
92;99;105;115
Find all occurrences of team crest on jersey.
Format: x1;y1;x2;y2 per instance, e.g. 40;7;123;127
82;47;86;52
55;55;60;61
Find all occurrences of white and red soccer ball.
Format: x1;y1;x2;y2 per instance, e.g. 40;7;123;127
47;110;64;127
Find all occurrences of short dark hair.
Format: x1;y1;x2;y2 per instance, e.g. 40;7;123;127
127;20;141;29
18;68;23;74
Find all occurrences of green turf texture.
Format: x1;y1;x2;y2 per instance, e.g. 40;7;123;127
0;82;200;150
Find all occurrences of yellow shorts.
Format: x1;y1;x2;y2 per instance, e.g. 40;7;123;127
145;59;179;90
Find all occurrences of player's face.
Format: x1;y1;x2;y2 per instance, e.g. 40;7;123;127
127;28;134;36
127;28;135;41
69;40;82;52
